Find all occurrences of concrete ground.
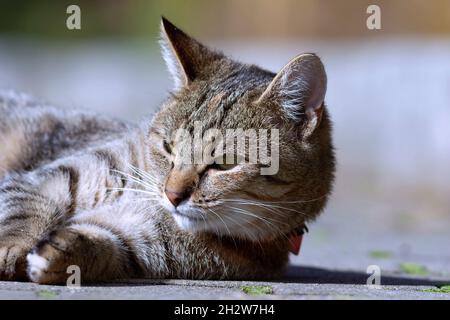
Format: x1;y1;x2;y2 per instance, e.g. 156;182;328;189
1;270;450;300
0;277;449;300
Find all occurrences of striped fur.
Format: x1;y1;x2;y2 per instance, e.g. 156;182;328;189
0;18;335;284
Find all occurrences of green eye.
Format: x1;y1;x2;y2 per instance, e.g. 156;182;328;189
210;156;239;171
163;140;173;154
213;162;237;171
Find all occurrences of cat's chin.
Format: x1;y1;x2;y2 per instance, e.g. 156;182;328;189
172;212;206;232
170;207;228;235
161;200;209;232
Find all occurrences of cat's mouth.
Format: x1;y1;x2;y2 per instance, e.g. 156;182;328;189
168;203;211;232
161;196;208;227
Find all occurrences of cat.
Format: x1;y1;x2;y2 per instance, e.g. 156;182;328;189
0;17;335;284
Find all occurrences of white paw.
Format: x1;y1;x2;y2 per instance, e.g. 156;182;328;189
26;252;49;283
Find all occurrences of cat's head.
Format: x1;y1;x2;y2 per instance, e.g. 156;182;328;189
146;17;335;241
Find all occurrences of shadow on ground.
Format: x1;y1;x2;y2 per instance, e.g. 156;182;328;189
85;265;450;288
283;265;450;286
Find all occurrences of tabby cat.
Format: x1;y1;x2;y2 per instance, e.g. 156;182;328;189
0;18;335;284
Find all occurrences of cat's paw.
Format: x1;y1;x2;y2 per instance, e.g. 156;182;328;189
27;229;81;284
0;243;29;280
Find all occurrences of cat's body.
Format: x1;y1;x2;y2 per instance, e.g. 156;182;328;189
0;91;289;282
0;18;334;284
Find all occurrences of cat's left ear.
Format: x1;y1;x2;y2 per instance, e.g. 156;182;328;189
159;17;223;91
258;53;327;136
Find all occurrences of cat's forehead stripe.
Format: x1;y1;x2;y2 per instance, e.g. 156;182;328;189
182;87;244;133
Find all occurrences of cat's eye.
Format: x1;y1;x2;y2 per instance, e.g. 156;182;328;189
209;156;239;171
163;140;173;154
212;162;238;171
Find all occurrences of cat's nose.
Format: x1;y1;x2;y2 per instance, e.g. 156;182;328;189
165;189;188;207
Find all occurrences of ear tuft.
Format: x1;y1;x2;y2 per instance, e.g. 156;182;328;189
159;17;223;91
259;54;327;134
160;17;187;90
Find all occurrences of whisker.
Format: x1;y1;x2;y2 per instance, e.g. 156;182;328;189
126;164;159;184
206;208;230;236
224;200;291;218
224;203;291;225
222;208;261;243
221;199;310;217
111;169;155;190
226;205;278;231
107;187;159;198
224;205;291;242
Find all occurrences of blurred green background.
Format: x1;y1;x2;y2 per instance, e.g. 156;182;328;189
1;0;450;40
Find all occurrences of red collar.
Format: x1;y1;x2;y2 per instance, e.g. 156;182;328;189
288;225;308;255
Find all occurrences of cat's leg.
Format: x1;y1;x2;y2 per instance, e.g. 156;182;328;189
0;173;73;280
26;201;169;284
0;134;147;280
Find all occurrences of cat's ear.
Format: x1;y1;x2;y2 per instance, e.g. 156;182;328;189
258;53;327;136
160;17;223;91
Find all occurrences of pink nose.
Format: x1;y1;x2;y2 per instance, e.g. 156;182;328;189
165;190;188;207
